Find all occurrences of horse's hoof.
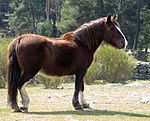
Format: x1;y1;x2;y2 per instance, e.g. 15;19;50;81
82;104;91;109
74;103;83;110
73;101;83;110
13;108;22;112
20;107;28;112
75;105;83;110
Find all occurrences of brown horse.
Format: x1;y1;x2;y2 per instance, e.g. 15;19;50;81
7;15;127;112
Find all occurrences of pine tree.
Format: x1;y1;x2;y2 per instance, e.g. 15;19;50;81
0;0;11;29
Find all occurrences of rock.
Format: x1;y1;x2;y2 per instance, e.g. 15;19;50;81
104;83;122;86
125;82;145;88
130;51;149;61
133;62;150;80
141;96;150;104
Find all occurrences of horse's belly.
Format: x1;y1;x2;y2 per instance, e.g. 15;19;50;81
40;65;76;76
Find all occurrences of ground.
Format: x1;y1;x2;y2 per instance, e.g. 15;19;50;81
0;82;150;121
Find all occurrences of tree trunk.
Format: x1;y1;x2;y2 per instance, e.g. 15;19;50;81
29;0;36;33
133;0;141;50
45;0;50;23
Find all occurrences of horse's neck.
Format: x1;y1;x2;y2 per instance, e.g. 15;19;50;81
73;22;103;53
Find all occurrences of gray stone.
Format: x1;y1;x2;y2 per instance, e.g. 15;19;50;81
104;83;122;86
125;82;146;88
141;96;150;104
133;62;150;80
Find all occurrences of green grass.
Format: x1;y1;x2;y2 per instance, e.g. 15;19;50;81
0;83;150;121
0;108;10;112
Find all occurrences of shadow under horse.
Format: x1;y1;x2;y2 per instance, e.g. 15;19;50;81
7;15;128;112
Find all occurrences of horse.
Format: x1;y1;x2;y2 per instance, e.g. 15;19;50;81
7;15;128;112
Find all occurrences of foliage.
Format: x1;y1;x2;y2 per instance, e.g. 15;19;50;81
57;0;78;33
63;75;74;83
139;7;150;50
9;0;46;32
0;79;6;88
84;62;100;85
148;54;150;62
0;0;149;51
97;45;137;83
0;0;11;29
36;74;63;89
0;41;9;88
36;21;52;36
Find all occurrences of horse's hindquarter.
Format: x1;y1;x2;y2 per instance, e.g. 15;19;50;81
41;40;92;76
16;34;48;72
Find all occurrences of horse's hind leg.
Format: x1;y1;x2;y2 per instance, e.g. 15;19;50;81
18;71;38;112
19;84;30;112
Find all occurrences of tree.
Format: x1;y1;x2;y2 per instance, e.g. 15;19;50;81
0;0;11;29
45;0;61;37
138;1;150;52
29;0;36;33
116;0;137;49
133;0;141;50
57;0;78;33
9;0;46;34
5;0;150;51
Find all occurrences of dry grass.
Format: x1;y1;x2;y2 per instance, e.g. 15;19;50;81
0;82;150;121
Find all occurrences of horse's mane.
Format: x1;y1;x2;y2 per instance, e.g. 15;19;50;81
73;19;104;51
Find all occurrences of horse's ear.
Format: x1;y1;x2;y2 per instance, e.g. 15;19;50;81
113;14;118;21
106;15;111;24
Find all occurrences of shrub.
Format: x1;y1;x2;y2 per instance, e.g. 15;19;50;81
148;54;150;62
84;62;100;85
63;75;74;83
0;41;8;88
97;45;137;83
36;74;63;89
0;79;6;88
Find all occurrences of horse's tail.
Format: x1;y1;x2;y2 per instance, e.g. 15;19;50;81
7;38;21;108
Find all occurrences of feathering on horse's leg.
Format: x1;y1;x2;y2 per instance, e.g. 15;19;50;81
19;84;30;112
18;71;38;112
80;80;90;109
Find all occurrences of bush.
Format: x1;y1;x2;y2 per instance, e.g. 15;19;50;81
97;45;137;83
63;75;74;83
84;62;100;85
0;79;6;88
148;54;150;62
36;74;63;89
0;41;8;88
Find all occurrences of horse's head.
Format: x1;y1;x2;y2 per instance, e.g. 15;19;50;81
102;15;128;49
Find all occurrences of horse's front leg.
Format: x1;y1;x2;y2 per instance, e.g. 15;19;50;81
80;81;90;109
72;69;86;110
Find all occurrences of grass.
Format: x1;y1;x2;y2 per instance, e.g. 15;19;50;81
0;83;150;121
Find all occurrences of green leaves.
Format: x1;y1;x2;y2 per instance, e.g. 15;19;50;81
96;45;137;83
57;0;78;33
